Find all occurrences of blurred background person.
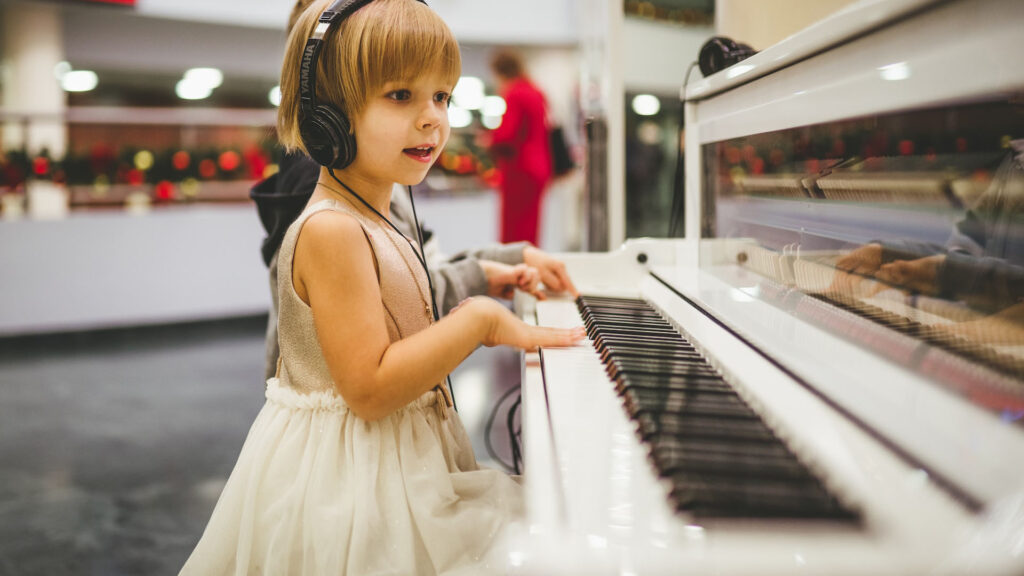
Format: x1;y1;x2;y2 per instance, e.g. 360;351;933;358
481;49;552;246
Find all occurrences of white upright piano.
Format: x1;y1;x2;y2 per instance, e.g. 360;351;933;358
511;1;1024;574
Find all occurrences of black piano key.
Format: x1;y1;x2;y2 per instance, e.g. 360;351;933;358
651;441;810;481
636;412;780;443
589;325;684;338
610;356;717;372
607;363;720;382
594;334;693;348
614;376;736;396
669;474;855;520
579;295;657;308
622;388;752;419
595;339;696;356
602;347;703;362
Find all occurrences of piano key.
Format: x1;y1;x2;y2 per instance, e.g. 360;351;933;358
607;363;720;382
669;474;856;519
622;387;752;418
635;412;780;443
601;347;703;363
651;440;810;481
614;376;737;396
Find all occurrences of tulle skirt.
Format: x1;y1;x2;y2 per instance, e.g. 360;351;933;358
180;379;523;575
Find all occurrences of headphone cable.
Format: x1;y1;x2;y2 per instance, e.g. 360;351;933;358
668;60;700;238
326;168;456;409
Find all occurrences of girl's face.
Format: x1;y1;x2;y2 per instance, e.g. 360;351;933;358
348;71;453;188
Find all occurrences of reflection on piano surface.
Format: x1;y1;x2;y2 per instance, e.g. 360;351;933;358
511;1;1024;574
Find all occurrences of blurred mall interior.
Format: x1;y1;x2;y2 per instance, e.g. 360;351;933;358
3;0;1023;574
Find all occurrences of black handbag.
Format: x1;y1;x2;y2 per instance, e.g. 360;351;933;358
549;125;574;176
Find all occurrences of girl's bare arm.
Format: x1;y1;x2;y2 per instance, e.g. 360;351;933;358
294;210;582;421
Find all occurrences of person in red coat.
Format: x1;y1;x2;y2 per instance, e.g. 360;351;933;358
484;50;552;245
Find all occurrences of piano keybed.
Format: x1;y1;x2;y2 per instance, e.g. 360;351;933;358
577;294;859;521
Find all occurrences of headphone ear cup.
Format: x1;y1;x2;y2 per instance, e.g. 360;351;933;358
698;36;756;77
301;104;357;169
318;104;357;169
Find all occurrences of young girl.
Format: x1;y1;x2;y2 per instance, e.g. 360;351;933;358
180;0;584;574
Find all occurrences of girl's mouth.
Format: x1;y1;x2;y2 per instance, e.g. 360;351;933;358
403;146;434;163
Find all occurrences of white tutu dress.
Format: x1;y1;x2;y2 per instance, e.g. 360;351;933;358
180;198;523;575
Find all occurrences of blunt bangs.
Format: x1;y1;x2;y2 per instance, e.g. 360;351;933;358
350;0;461;100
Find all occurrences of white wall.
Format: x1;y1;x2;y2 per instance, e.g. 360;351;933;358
623;18;713;94
135;0;579;43
717;0;858;51
0;206;269;335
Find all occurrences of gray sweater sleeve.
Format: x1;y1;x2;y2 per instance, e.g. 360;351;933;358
453;241;528;266
429;243;529;314
430;258;488;315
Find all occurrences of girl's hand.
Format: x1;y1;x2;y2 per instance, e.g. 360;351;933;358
479;260;543;300
523;246;579;297
455;297;586;351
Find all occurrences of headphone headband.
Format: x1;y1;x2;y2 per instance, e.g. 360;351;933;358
299;0;374;124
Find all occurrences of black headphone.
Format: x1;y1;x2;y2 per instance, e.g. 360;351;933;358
698;36;757;77
298;0;427;169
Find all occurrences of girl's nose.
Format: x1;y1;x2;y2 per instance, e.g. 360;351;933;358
419;103;442;130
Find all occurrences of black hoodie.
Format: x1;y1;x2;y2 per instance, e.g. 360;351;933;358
249;152;320;267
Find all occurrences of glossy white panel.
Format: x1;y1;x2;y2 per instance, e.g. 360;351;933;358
685;0;937;101
692;0;1024;144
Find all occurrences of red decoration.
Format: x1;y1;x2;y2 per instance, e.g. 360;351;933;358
750;156;765;175
898;139;914;156
218;150;241;172
127;168;144;186
243;146;268;180
172;150;191;171
155;180;176;201
32;156;50;176
198;159;217;180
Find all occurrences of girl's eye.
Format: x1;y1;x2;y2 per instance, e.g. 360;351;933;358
387;89;412;101
434;92;451;104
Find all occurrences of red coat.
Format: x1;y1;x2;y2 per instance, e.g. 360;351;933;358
489;78;552;244
490;78;552;183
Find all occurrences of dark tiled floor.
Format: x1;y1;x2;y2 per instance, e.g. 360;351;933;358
0;318;520;575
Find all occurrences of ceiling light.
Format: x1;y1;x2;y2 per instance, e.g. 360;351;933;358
175;78;212;101
61;70;98;92
448;105;472;129
452;76;484;110
631;94;660;116
482;115;502;129
184;67;223;89
482;95;506;117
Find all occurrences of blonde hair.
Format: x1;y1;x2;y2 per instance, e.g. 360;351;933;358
278;0;462;154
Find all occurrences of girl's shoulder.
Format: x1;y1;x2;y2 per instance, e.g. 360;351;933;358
290;204;378;304
296;206;370;257
283;199;374;269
